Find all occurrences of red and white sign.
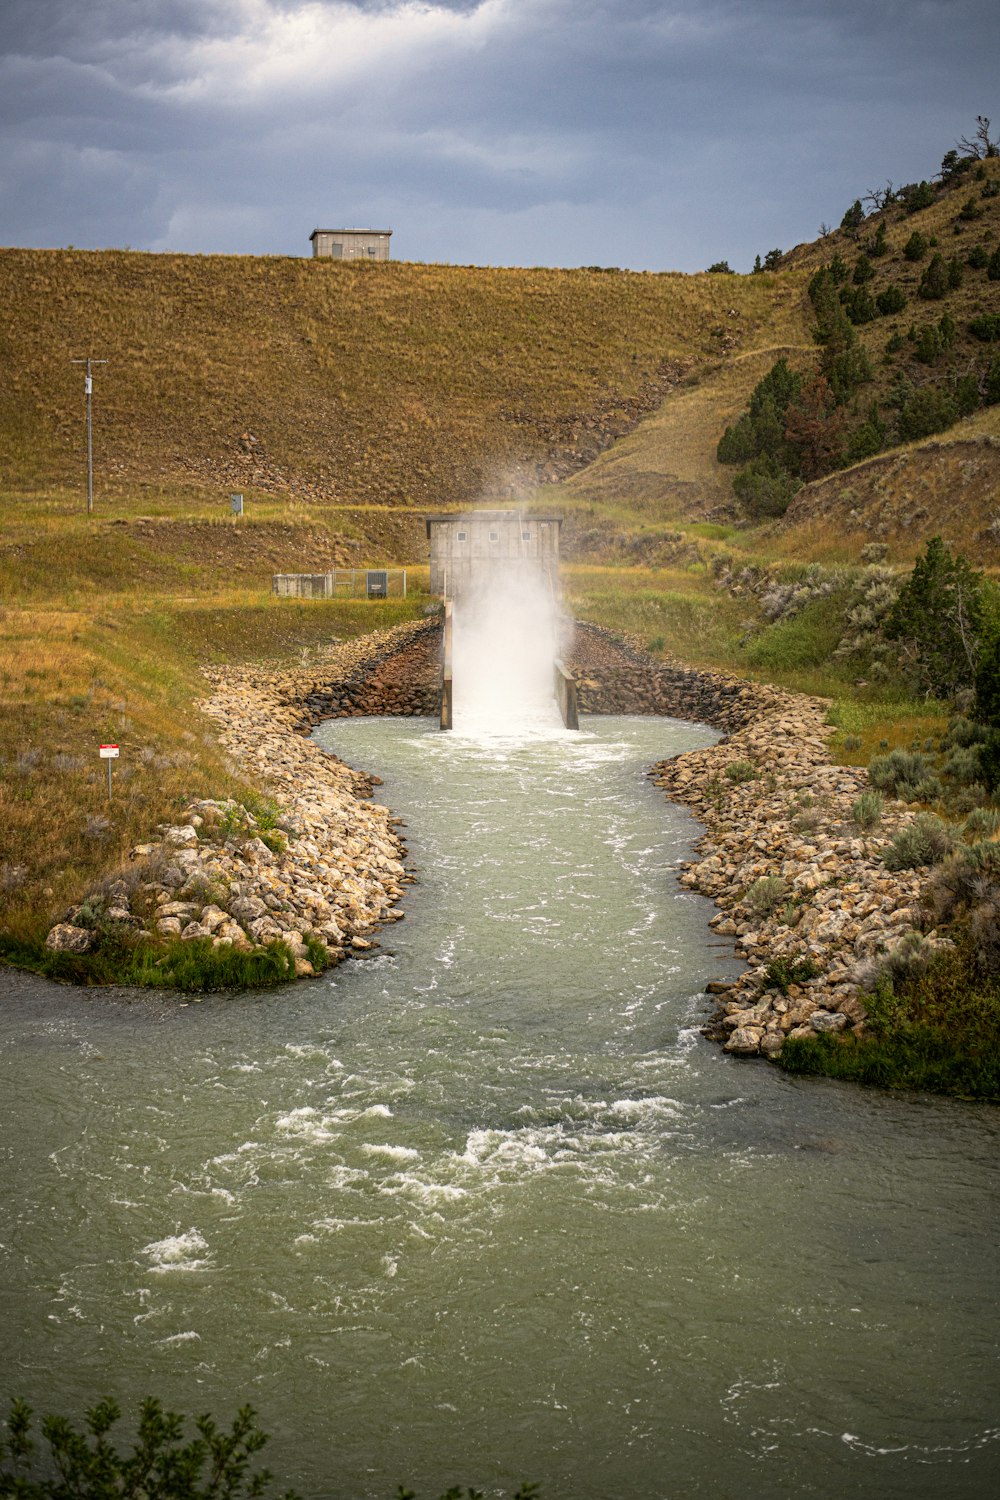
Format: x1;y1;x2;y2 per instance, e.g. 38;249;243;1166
99;744;120;758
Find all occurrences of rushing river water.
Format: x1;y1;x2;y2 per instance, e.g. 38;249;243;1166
1;714;998;1499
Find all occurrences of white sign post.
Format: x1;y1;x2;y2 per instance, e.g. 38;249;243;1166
99;743;119;800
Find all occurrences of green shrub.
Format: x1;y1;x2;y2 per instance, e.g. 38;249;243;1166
0;1397;541;1500
761;955;819;992
942;743;983;784
725;758;756;783
883;813;955;870
918;253;949;299
876;283;907;315
852;790;885;830
969;312;1000;341
745;875;789;917
731;455;801;518
988;246;1000;281
963;807;1000;841
903;230;928;261
867;748;934;796
0;1397;300;1500
968;243;990;269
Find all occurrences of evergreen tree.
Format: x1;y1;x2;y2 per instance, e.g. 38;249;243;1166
846;287;877;324
823;342;873;405
853;253;875;284
988;246;1000;281
897;385;958;441
954;372;982;417
845;404;888;463
840;199;865;230
886;536;987;696
783;374;847;479
868;220;889;257
918;254;949;299
985;357;1000;405
915;325;942;363
903;230;929;262
876;284;907;315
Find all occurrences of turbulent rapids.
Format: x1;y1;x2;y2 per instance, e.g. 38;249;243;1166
2;707;998;1499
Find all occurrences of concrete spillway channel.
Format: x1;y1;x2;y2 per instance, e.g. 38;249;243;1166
438;600;579;731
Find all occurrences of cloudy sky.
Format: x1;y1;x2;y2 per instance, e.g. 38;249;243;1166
0;1;996;272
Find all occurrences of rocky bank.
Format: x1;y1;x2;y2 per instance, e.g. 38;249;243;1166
45;618;933;1043
43;623;439;975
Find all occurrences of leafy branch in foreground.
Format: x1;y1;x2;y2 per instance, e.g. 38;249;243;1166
0;1398;540;1500
0;1398;300;1500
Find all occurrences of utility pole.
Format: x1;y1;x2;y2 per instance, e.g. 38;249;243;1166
70;357;108;514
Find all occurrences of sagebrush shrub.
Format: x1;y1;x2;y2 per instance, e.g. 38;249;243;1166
867;749;933;796
745;875;788;917
852;790;884;830
883;813;955;871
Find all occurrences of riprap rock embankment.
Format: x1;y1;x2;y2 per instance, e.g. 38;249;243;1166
45;622;440;974
571;626;937;1059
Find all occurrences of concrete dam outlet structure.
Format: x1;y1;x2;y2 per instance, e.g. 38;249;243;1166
426;511;576;733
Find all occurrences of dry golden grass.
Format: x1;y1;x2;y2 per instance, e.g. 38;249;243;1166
0;250;800;513
556;338;815;525
0;587;429;942
772;412;1000;564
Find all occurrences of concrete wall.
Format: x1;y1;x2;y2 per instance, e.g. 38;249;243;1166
311;230;391;261
427;512;560;598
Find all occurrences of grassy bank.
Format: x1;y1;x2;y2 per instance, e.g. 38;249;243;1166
779;944;1000;1100
0;576;428;952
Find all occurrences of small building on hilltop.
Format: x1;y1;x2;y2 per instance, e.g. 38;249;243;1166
310;228;392;261
426;511;562;599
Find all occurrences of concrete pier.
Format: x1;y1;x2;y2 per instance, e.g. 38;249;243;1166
440;601;454;731
553;659;579;730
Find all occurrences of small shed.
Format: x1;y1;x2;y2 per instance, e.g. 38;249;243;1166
426;511;561;600
310;228;392;261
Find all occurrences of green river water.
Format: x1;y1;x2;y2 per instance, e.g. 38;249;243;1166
1;713;998;1498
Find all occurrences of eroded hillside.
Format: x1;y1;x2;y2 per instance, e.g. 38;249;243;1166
0;250;803;509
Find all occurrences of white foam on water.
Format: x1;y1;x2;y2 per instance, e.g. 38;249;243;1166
157;1330;201;1347
361;1143;422;1163
274;1107;339;1144
142;1229;212;1274
378;1174;468;1205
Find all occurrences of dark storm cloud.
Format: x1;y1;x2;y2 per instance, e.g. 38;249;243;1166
1;1;996;269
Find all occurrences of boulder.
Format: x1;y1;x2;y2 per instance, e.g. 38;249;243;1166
724;1026;763;1055
810;1010;849;1034
45;923;94;953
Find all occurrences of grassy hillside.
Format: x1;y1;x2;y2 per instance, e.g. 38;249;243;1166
0;250;800;510
2;174;998;967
